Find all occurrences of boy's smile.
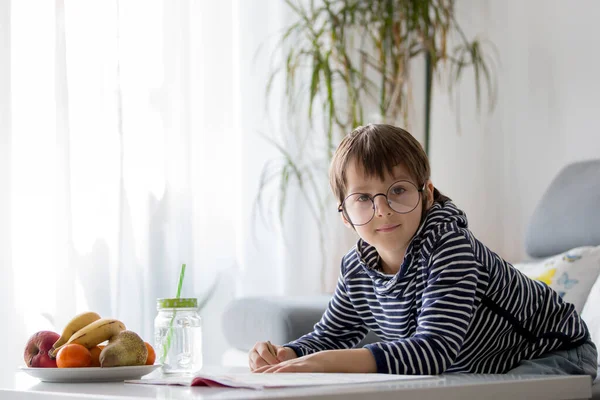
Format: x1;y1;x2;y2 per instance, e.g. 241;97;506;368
375;223;401;233
341;160;434;275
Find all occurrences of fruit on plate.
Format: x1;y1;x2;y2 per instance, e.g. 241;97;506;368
56;344;92;368
89;346;103;367
50;311;101;358
24;331;60;368
26;312;155;368
144;342;156;365
100;330;148;367
52;318;126;355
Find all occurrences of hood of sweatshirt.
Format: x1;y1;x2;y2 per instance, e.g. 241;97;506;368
355;200;468;295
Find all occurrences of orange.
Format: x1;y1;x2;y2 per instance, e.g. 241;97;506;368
56;344;92;368
144;342;156;365
89;346;102;367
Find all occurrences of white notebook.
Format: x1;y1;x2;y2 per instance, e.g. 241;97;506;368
127;372;438;390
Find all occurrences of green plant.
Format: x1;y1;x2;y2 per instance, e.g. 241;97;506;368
256;0;497;290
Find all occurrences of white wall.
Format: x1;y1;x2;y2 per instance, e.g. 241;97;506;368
430;0;600;263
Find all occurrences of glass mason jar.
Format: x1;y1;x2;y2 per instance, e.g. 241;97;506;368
154;298;203;374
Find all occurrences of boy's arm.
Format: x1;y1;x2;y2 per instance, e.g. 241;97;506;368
283;270;369;357
363;230;485;375
255;347;378;374
311;348;378;373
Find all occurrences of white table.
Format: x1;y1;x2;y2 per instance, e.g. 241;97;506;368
1;367;592;400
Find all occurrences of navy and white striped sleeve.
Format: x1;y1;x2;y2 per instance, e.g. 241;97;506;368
283;272;369;357
364;230;484;374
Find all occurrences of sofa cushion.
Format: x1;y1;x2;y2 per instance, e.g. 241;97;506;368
582;274;600;366
525;159;600;258
512;246;600;314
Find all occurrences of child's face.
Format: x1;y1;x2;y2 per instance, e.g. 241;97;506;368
341;160;434;260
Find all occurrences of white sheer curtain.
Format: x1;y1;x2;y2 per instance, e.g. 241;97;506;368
0;0;304;381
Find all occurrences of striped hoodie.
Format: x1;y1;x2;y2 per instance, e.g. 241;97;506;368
284;201;590;374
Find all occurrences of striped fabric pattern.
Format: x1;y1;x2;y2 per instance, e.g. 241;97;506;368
284;201;590;374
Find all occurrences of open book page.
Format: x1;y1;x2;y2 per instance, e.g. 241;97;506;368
127;372;439;390
127;374;195;387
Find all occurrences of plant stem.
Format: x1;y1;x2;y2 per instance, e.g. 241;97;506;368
424;51;433;155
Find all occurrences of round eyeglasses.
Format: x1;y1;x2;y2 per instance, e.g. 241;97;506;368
338;180;425;226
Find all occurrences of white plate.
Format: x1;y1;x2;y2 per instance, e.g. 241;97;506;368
19;364;161;383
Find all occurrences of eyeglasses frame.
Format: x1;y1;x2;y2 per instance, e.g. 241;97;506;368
337;180;426;226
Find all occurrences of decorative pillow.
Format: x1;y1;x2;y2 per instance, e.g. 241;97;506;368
511;246;600;314
581;275;600;365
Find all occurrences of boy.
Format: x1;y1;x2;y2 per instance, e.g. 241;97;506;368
249;124;597;377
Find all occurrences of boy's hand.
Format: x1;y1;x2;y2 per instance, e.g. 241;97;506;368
253;352;325;373
248;341;297;371
253;349;378;374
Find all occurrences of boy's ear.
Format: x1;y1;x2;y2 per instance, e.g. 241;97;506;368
339;207;354;229
425;180;435;208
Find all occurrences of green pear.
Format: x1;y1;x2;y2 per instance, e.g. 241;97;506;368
100;330;148;367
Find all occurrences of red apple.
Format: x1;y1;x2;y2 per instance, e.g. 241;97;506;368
24;331;60;368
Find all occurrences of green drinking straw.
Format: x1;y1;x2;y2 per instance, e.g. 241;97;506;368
160;263;186;364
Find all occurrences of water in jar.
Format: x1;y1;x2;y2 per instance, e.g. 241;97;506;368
155;318;203;373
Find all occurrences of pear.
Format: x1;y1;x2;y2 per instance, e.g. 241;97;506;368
99;330;148;367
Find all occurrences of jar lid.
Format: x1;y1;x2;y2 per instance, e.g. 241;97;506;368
157;298;198;309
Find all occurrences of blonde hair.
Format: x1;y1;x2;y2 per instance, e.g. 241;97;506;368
329;124;449;209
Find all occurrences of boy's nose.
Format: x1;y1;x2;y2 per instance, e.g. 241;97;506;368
373;195;393;217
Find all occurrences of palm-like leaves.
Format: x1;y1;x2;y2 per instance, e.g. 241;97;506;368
257;0;497;290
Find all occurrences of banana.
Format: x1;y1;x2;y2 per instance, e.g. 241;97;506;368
50;311;101;358
52;318;126;355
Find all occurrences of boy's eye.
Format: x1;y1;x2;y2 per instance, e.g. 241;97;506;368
391;186;406;195
356;194;371;202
